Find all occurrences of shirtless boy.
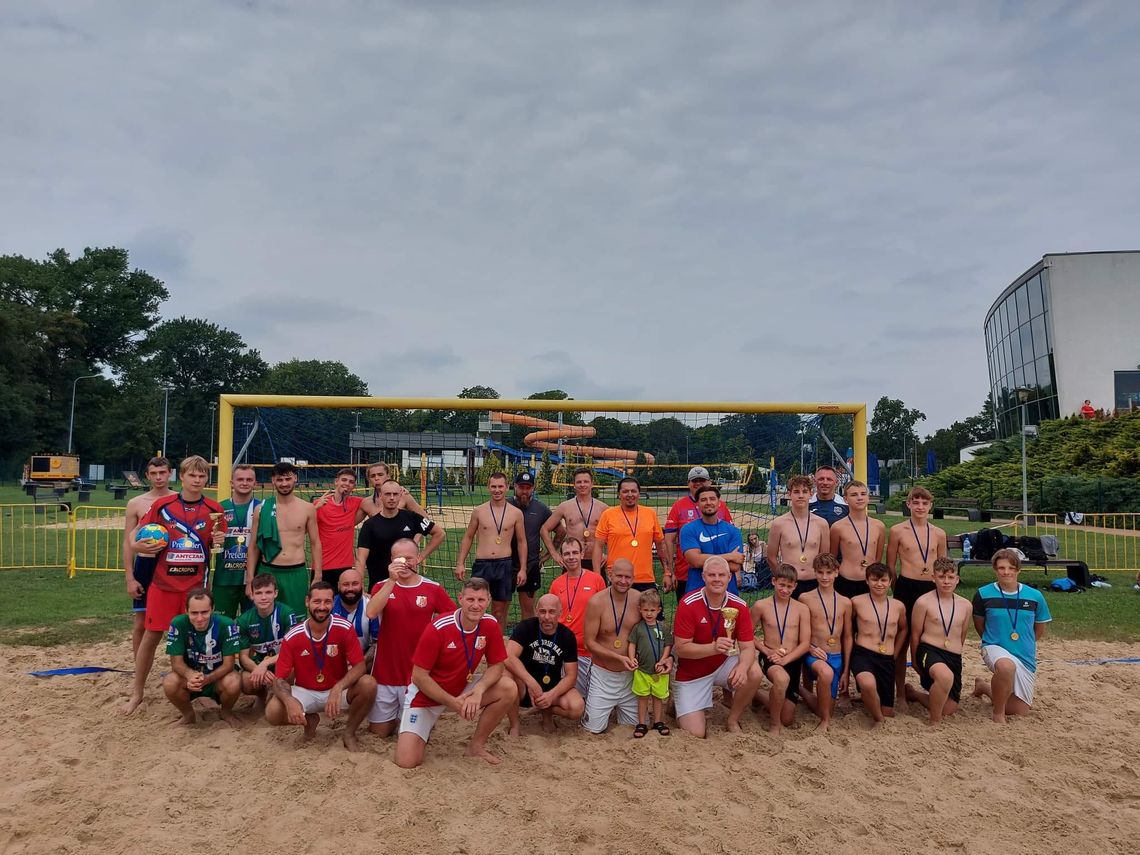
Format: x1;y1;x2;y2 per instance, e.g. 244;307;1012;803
751;564;811;734
886;487;948;701
540;467;609;571
582;559;643;734
828;480;886;600
766;475;831;600
455;472;527;625
849;562;907;726
906;557;971;724
247;462;322;614
798;554;851;732
123;456;174;657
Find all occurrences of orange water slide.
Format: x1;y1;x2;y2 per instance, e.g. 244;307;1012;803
488;412;656;465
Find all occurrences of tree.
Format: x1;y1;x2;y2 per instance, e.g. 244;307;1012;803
458;386;499;399
449;385;500;433
868;396;926;465
922;400;998;471
535;450;553;494
258;360;368;397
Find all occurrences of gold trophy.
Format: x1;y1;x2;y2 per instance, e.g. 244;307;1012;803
721;607;740;656
208;513;224;556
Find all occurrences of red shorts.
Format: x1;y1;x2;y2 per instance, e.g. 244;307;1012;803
145;586;186;632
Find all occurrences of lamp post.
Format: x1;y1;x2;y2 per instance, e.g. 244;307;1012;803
162;387;170;458
208;401;218;469
1015;387;1032;518
67;373;102;453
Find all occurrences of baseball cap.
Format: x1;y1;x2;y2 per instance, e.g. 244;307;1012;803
687;466;711;481
515;471;534;485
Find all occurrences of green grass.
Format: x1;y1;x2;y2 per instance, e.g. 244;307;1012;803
0;569;131;646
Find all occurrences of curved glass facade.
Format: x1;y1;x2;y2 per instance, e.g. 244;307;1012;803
984;264;1059;438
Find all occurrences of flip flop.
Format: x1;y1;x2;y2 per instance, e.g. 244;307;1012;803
633;723;649;738
653;721;671;736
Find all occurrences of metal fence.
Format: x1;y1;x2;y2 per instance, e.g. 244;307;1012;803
70;505;129;576
1011;513;1140;571
0;503;72;570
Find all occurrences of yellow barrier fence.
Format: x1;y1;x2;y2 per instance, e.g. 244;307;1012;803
1012;513;1140;572
0;503;72;570
69;505;128;577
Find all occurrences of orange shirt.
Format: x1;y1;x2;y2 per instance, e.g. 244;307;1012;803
549;570;607;656
594;505;664;584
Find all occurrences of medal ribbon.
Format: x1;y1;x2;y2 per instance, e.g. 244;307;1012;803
307;623;330;676
620;508;640;542
869;596;889;649
645;623;662;663
564;570;584;618
489;502;507;539
773;598;791;644
817;588;838;639
456;612;481;677
702;592;725;640
848;515;870;562
909;519;931;568
538;628;557;683
792;512;811;555
575;497;595;531
609;592;629;641
936;594;956;642
998;585;1022;638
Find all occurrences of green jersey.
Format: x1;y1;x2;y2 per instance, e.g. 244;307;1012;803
166;613;241;675
237;603;303;663
213;498;260;586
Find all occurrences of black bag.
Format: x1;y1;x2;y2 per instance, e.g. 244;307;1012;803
1013;535;1048;562
972;528;1005;561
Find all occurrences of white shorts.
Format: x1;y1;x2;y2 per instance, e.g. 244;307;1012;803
368;683;408;724
673;656;739;718
398;677;480;742
576;655;592;699
981;645;1037;706
582;665;638;733
291;685;350;716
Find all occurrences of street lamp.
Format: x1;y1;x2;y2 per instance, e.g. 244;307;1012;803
208;401;218;469
67;373;102;453
1015;387;1033;518
162;387;171;458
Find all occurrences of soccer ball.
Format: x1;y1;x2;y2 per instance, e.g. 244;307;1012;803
136;523;170;545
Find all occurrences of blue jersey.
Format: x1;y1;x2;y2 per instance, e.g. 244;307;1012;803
972;582;1052;672
679;519;743;595
809;498;849;525
333;595;380;654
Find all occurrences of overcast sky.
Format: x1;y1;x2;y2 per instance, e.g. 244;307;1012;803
4;2;1139;433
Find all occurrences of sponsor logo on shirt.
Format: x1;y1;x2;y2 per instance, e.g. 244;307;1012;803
447;642;457;649
475;636;486;649
301;649;310;656
416;596;428;608
327;644;339;657
402;526;411;532
699;617;708;624
698;532;724;543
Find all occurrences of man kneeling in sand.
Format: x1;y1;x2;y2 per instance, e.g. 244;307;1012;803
163;588;242;727
582;559;642;734
266;581;377;750
395;578;517;767
505;593;585;734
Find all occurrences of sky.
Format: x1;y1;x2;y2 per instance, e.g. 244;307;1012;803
3;1;1140;434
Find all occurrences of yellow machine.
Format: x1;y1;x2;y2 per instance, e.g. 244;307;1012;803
23;454;80;488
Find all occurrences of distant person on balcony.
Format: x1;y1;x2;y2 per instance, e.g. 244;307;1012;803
1080;400;1096;419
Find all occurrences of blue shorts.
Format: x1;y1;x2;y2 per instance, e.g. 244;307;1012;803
805;651;843;699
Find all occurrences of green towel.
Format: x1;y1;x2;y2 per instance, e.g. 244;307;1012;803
256;496;283;564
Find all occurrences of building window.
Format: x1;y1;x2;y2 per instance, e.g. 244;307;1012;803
1115;370;1140;411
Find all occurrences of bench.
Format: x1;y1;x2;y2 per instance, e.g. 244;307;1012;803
947;536;1091;585
106;483;129;500
932;497;984;522
984;500;1026;519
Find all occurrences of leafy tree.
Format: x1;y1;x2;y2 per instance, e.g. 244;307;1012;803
258;360;368;396
458;386;499;399
868;396;926;465
535;451;553;494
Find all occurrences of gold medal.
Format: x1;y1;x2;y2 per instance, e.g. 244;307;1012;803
799;554;807;563
878;644;886;653
583;529;591;538
778;647;787;656
944;639;950;648
495;537;502;544
1010;632;1019;641
542;675;551;685
236;536;246;546
630;539;638;547
827;637;836;645
923;565;929;573
466;672;475;683
316;673;325;684
860;558;867;567
614;639;622;648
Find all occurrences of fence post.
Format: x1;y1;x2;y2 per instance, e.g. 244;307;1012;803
67;505;77;578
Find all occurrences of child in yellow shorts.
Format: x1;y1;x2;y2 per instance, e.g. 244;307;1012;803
627;589;674;737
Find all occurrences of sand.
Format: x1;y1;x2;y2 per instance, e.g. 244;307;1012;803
2;638;1139;855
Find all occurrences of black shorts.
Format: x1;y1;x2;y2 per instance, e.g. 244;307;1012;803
472;557;515;602
893;576;936;621
916;641;963;703
515;562;542;595
834;575;869;600
322;567;350;588
759;654;802;702
851;646;896;709
131;556;157;612
792;579;818;601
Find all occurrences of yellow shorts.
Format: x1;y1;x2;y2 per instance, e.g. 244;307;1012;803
631;669;670;700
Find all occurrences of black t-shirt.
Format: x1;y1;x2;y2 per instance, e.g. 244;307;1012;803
357;510;434;588
508;497;552;570
509;618;578;684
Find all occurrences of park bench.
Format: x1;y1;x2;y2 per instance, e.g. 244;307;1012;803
946;535;1091;585
984;500;1025;519
932;496;984;522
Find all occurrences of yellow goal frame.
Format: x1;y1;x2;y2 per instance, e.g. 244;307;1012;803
215;396;867;501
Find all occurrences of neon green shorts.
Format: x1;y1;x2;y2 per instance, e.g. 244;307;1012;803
632;669;670;700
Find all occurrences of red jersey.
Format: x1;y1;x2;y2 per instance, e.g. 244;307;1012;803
277;617;363;691
665;495;733;581
141;494;226;592
369;577;456;685
548;570;607;656
673;589;753;681
410;611;507;707
316;495;364;569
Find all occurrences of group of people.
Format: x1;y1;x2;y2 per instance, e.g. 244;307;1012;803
119;456;1051;765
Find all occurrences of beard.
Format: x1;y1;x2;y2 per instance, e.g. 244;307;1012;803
339;589;362;606
308;607;331;622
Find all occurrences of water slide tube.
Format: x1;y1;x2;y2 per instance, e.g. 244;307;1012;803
488;412;655;465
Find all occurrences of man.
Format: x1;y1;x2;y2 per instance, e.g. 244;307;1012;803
455;472;527;626
540;467;609;571
237;573;303;707
212;464;261;619
766;474;831;600
509;471;552;622
592;477;672;596
332;567;378;658
548;537;607;698
123;456;174;657
360;462;428;517
162;588;242;727
313;468;366;587
395;578;517;767
581;559;643;734
672;557;764;737
809;464;849;525
355;479;444;592
664;466;733;600
266;581;378;750
680;484;746;595
505;593;584;734
364;538;456;736
827;479;886;600
247;462;323;615
121;455;225;716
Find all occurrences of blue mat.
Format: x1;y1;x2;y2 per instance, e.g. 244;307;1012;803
1060;657;1140;666
28;666;133;677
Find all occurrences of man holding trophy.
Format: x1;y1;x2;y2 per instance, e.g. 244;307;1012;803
671;557;763;737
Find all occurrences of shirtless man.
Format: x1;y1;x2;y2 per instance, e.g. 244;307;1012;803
766;475;831;600
540;467;609;572
582;559;643;734
246;461;323;615
828;480;886;601
906;557;972;724
360;462;427;518
123;456;174;657
886;486;948;702
455;472;526;626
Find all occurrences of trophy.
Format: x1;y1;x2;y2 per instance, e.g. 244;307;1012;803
208;513;224;556
720;607;740;656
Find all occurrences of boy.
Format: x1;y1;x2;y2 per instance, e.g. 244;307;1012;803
162;588;242;727
752;564;811;734
123;456;174;657
849;562;907;725
906;557;972;724
798;553;851;732
827;480;886;600
237;573;304;708
766;475;831;600
627;588;673;738
971;549;1052;723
